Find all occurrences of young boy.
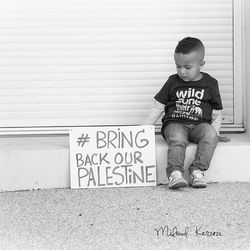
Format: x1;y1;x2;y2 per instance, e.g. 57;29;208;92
144;37;229;189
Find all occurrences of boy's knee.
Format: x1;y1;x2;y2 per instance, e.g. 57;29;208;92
168;139;189;148
192;123;218;144
203;125;218;143
164;123;188;143
207;125;217;137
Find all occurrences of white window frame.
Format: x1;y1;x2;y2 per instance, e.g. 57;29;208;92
231;0;244;132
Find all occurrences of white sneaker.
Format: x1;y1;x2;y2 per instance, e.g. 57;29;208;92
190;170;207;188
169;171;188;189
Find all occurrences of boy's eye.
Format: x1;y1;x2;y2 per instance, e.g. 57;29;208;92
176;65;192;70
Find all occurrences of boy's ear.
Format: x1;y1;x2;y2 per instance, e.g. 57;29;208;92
200;61;205;68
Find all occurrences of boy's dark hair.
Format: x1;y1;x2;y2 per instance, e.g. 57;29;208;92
175;37;205;55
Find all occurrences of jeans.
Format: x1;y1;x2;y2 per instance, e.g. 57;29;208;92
163;123;218;178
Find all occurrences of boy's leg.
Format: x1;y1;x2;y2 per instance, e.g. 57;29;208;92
189;123;218;173
164;123;189;178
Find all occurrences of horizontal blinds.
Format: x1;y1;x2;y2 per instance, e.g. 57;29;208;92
0;0;233;128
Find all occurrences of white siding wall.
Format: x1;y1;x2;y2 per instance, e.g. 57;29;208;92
0;0;236;131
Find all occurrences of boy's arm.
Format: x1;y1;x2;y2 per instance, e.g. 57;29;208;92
143;99;165;125
211;109;221;136
211;109;230;142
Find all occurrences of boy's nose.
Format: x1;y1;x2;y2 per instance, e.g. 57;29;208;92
180;68;186;75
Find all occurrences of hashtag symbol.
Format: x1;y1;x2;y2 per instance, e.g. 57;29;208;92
77;134;91;147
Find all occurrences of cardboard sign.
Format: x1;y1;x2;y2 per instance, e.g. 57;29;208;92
69;125;156;189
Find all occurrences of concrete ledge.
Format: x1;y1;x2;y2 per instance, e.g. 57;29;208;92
0;136;70;192
0;134;250;192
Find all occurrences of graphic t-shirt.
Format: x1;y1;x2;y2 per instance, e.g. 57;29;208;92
154;72;223;130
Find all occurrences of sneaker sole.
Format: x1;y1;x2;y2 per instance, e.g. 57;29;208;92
169;181;188;189
190;182;207;188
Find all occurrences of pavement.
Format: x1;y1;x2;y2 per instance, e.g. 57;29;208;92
0;182;250;250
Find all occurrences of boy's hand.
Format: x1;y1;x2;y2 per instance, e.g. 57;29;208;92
218;136;231;142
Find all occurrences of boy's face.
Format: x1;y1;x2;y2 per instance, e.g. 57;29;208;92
174;50;205;82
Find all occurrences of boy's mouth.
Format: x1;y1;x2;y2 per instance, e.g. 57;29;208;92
180;76;189;81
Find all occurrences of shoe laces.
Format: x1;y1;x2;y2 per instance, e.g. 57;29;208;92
170;171;182;180
192;170;204;179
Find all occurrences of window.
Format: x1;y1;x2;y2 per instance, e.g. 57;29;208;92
0;0;244;134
